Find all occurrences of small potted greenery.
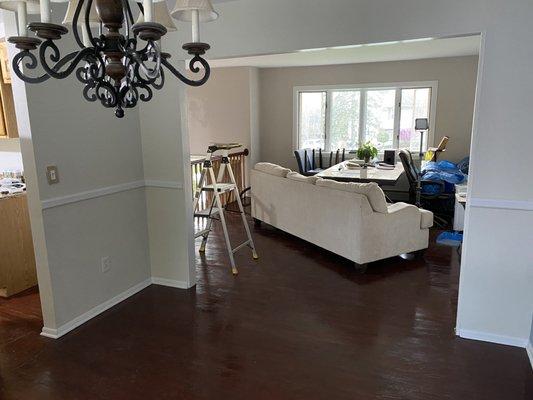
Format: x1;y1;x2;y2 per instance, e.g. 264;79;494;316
356;142;378;167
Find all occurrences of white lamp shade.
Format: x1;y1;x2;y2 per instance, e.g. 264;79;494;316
171;0;218;22
136;2;177;31
63;0;101;27
0;0;40;14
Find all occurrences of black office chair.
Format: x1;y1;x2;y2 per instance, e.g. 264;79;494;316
294;149;323;176
398;149;454;227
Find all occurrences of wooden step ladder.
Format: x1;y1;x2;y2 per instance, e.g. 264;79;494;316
193;143;258;275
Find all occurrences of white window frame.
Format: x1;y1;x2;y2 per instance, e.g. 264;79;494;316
293;81;438;155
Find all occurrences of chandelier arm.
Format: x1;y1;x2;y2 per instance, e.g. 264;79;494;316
161;55;211;87
75;54;103;85
128;41;161;80
11;50;78;84
96;80;119;108
122;0;135;34
39;42;94;79
82;80;98;102
152;67;165;90
84;0;99;48
133;80;153;102
133;63;164;88
71;0;86;49
120;83;140;109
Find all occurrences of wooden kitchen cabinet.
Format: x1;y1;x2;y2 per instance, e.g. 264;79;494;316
0;194;38;297
0;40;18;139
0;42;11;84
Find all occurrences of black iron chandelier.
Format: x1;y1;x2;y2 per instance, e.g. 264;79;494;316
5;0;217;118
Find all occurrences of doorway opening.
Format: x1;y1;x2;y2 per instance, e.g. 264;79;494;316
184;33;482;327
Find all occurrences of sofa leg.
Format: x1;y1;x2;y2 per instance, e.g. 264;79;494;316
354;262;368;274
253;218;262;227
415;249;427;260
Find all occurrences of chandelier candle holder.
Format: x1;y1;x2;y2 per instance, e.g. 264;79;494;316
4;0;218;118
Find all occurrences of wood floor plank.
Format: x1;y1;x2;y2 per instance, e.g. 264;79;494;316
0;216;531;399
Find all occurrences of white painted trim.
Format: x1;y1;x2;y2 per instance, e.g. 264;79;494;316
526;340;533;371
40;278;152;339
144;180;184;190
294;80;440;92
456;328;528;348
151;277;191;289
41;180;145;210
41;180;185;210
469;198;533;212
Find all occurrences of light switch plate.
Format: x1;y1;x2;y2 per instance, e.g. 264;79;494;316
46;166;59;184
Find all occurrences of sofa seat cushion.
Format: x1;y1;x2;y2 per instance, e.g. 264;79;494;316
316;179;388;213
420;209;434;229
254;162;291;178
287;171;320;184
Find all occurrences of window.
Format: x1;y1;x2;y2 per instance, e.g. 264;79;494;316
399;88;431;152
295;83;435;153
329;90;360;150
298;92;326;149
365;89;396;151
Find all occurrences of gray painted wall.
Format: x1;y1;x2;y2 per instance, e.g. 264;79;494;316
259;56;479;170
4;5;151;330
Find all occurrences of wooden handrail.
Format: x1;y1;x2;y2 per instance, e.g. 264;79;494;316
191;148;249;166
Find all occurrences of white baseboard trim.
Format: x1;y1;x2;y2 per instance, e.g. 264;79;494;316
40;278;152;339
469;198;533;212
42;180;146;210
456;328;528;348
527;340;533;371
151;277;190;289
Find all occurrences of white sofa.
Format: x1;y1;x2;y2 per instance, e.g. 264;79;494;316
251;163;433;268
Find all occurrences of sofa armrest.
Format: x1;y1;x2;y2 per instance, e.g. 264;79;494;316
384;202;425;233
387;202;420;215
359;202;429;263
386;202;433;229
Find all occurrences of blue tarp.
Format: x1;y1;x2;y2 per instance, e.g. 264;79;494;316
436;231;463;247
421;160;466;194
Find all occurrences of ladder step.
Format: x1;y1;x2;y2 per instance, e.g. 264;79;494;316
194;229;211;238
201;183;236;193
194;208;220;218
232;240;251;253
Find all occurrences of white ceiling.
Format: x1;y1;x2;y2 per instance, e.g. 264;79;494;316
208;35;481;69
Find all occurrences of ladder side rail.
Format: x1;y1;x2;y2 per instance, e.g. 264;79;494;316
226;161;258;259
208;164;238;275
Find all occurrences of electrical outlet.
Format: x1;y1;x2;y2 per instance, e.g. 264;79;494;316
46;165;59;184
101;256;111;273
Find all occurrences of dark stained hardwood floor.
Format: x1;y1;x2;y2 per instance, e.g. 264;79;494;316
1;214;531;399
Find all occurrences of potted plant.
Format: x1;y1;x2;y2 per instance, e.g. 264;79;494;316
356;142;378;167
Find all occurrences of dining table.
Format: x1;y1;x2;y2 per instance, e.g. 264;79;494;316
316;161;405;186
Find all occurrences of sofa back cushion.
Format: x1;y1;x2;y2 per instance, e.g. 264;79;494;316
287;171;320;184
254;162;291;178
315;179;388;213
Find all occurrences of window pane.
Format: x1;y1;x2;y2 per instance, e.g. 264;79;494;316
299;92;326;149
364;89;396;151
329;91;360;151
399;88;431;152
